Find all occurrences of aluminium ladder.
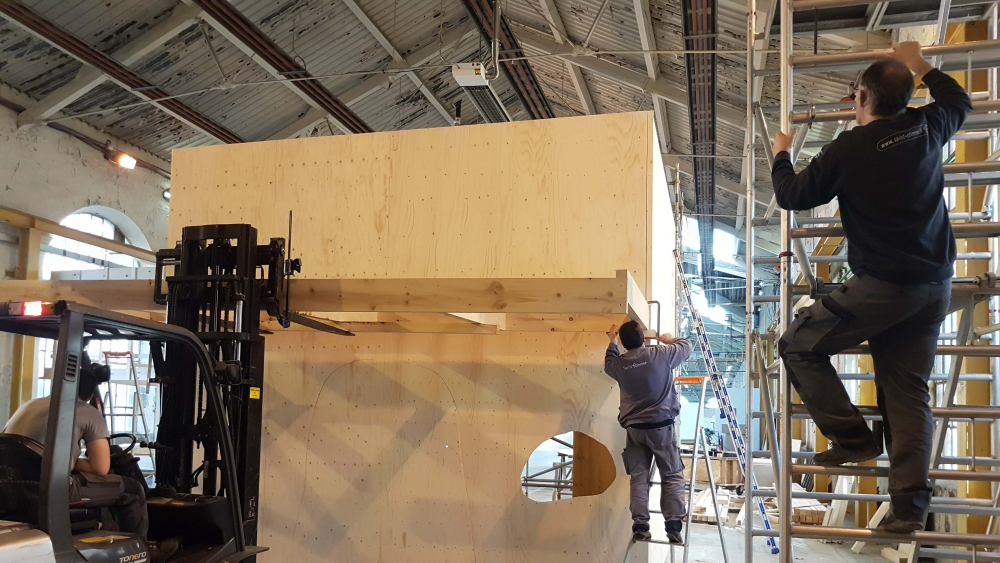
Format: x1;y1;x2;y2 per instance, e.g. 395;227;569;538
673;249;780;554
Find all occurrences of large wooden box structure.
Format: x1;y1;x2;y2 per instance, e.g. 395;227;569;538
170;112;675;562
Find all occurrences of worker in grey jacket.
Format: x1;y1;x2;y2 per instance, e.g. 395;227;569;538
605;320;693;543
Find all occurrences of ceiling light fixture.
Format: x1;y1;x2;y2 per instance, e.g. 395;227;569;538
162;190;172;201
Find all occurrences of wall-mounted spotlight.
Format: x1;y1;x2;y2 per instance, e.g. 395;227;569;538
104;141;136;169
107;150;137;169
162;190;171;201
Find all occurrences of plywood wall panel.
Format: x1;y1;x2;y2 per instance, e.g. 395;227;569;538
167;113;667;561
259;332;631;562
170;113;654;294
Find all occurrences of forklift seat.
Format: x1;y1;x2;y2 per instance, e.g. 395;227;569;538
0;433;101;532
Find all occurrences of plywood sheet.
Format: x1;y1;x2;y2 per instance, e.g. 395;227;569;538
170;113;655;295
259;332;631;562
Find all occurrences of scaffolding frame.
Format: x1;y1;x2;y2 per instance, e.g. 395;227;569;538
740;5;1000;562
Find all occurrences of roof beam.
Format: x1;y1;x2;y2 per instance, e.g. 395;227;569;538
0;1;243;144
515;28;746;128
187;0;371;135
663;154;765;204
738;0;777;230
462;0;556;119
633;0;672;151
270;25;476;140
341;0;454;126
0;82;171;172
16;3;203;129
538;0;597;115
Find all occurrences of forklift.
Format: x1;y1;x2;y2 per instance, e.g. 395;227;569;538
0;223;350;562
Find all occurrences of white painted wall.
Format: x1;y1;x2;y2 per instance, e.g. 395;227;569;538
0;102;170;423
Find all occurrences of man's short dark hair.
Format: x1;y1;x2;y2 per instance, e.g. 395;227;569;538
619;321;645;350
860;59;914;117
77;352;110;402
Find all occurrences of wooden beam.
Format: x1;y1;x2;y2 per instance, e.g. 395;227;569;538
264;313;502;334
447;312;507;330
9;228;40;416
505;314;632;332
0;206;155;263
0;270;650;327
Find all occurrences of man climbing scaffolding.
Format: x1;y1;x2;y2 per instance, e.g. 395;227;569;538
772;42;972;533
605;321;693;543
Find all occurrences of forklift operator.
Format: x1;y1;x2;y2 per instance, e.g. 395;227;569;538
3;353;149;538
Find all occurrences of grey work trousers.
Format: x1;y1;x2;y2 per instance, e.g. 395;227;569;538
621;425;686;531
70;472;149;539
778;275;951;522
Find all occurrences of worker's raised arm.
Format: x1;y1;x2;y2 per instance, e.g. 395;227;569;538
604;324;621;379
648;334;694;371
771;135;841;211
893;42;972;141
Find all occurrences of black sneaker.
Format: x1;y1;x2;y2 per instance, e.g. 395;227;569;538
877;514;923;534
813;443;880;466
667;530;683;544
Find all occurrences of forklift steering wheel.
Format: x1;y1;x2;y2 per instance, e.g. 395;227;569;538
109;433;137;459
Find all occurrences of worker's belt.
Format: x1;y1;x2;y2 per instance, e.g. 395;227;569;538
626;418;674;430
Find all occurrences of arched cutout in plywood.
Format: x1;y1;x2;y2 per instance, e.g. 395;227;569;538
521;431;616;502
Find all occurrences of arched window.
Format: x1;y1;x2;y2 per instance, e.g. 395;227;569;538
41;212;139;279
34;212;158;463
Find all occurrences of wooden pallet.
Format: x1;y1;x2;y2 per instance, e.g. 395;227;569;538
690;487;732;523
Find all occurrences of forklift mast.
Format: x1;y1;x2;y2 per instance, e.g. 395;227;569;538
152;224;291;547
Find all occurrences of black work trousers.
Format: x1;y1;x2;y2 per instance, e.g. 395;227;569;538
778;275;950;522
70;472;149;539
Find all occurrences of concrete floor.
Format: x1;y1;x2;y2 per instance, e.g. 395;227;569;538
643;501;888;563
645;521;889;563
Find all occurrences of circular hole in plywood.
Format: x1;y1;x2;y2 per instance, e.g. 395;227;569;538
521;431;614;502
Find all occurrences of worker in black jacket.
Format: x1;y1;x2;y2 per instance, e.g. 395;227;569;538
772;42;972;533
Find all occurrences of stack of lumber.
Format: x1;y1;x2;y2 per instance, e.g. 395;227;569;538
681;455;743;485
761;485;828;526
690;487;733;523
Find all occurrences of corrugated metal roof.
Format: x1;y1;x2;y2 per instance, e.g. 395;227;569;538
128;21;311;142
0;0;889;218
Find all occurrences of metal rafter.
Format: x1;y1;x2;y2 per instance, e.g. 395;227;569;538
0;1;243;144
537;0;597;115
16;3;203;129
341;0;454;125
461;0;555;120
632;0;673;153
738;0;777;231
189;0;371;135
269;25;476;139
515;28;746;127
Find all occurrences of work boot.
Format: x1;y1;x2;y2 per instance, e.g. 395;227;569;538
665;521;683;544
813;442;880;466
632;524;651;542
148;538;180;562
877;513;923;534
